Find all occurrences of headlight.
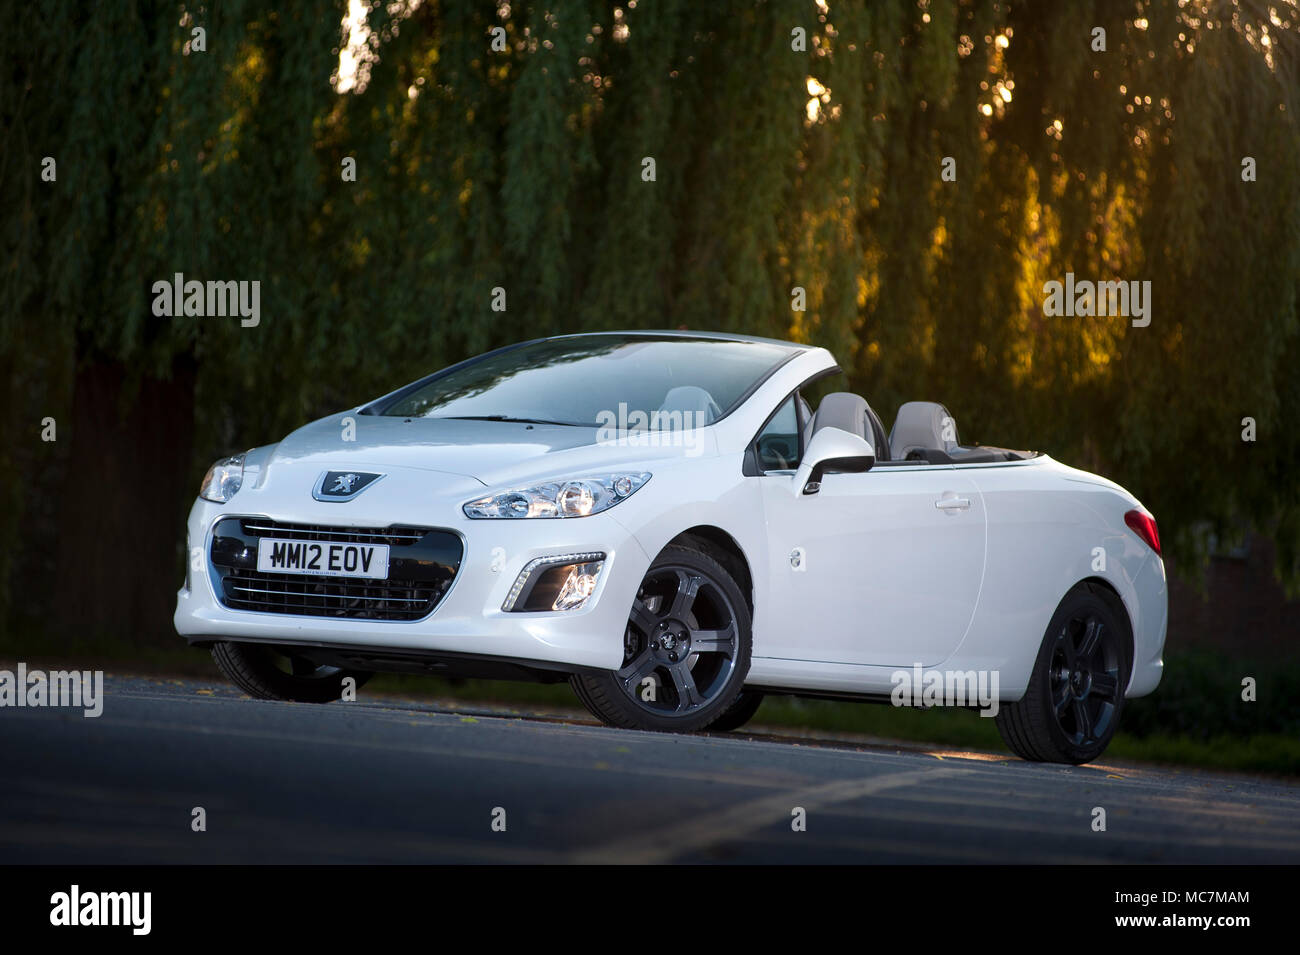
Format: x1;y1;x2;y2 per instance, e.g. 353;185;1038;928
199;454;246;503
463;472;650;519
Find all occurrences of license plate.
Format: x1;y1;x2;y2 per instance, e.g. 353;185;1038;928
256;538;390;579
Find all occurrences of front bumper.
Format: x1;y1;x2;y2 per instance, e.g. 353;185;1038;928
174;485;649;672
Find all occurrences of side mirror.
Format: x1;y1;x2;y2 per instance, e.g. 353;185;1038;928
793;427;875;495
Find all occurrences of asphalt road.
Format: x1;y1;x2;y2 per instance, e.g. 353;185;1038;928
1;675;1297;864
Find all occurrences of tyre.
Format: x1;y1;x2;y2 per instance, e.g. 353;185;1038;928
994;583;1132;764
570;544;752;733
211;641;371;703
703;689;765;732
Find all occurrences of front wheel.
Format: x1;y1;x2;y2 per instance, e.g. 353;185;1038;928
704;689;765;732
994;584;1132;764
570;545;752;733
212;641;371;703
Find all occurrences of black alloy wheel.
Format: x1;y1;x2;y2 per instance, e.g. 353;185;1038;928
570;545;752;732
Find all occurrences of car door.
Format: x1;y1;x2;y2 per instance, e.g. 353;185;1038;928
755;415;987;667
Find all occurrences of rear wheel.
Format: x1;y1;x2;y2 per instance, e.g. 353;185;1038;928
994;584;1131;764
211;641;371;703
571;545;752;733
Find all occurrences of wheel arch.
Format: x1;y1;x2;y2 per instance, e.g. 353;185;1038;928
1078;575;1136;671
666;525;754;615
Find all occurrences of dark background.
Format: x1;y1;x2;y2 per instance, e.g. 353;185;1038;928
2;1;1297;767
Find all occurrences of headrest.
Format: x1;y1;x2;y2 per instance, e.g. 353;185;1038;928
812;392;871;443
890;401;958;459
658;385;722;425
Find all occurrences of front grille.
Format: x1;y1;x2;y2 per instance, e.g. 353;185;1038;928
220;568;444;621
239;519;427;547
210;518;461;622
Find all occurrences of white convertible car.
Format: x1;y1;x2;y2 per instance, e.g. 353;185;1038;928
176;331;1166;764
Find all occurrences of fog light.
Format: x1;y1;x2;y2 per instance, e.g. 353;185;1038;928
503;552;605;612
552;562;601;611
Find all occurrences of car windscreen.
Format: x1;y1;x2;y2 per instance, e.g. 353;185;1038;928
376;335;798;428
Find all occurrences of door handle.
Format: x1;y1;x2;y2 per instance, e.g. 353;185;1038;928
935;496;971;511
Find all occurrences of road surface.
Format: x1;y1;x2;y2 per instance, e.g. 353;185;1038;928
1;675;1296;864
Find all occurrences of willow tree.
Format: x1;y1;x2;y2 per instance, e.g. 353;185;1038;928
1;0;344;645
2;0;1297;649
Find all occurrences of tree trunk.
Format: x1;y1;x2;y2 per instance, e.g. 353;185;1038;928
54;355;196;651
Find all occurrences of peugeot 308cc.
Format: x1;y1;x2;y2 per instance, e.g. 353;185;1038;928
176;332;1167;764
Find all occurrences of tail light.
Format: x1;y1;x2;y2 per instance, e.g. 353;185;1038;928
1124;509;1161;557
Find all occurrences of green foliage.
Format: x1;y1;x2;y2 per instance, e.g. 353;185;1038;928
2;0;1298;636
1121;648;1300;740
